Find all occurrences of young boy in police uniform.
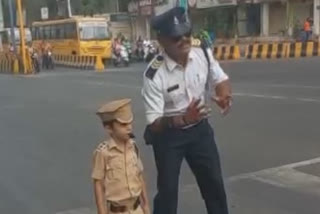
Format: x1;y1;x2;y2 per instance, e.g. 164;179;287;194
92;98;150;214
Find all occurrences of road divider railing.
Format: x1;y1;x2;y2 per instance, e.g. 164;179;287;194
287;41;320;58
0;53;20;74
245;43;289;59
53;54;105;71
213;45;241;60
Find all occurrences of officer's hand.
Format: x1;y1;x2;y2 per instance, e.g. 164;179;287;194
184;99;211;125
212;95;232;116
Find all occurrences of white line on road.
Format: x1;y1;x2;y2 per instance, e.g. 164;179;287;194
265;83;320;90
55;207;95;214
180;157;320;196
233;92;288;100
227;157;320;197
232;92;320;103
228;157;320;183
56;157;320;214
80;80;320;104
233;83;320;90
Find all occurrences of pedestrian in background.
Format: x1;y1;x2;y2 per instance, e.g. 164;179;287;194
303;17;313;41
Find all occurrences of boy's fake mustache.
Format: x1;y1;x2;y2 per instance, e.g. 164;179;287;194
128;133;135;139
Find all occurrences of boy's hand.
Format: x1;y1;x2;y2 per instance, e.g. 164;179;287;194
142;204;151;214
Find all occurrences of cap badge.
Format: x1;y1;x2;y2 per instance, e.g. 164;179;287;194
174;16;179;25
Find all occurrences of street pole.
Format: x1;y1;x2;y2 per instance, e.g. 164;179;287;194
8;0;16;54
116;0;119;12
67;0;72;17
16;0;27;74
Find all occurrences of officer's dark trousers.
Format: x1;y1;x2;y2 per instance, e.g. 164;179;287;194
152;120;228;214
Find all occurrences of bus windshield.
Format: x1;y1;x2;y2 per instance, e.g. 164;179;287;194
79;22;110;40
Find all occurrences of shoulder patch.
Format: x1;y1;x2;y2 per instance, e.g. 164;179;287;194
192;38;209;49
96;141;107;152
145;55;164;80
192;38;202;47
134;143;140;157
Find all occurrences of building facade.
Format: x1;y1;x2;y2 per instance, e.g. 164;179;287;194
152;0;320;40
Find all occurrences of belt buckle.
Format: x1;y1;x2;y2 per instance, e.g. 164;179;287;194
109;198;140;213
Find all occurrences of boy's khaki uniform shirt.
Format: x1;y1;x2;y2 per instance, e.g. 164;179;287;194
92;138;144;203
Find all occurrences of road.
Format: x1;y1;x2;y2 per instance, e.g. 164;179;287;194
0;58;319;214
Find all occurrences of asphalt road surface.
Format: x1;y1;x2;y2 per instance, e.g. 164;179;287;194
0;58;319;214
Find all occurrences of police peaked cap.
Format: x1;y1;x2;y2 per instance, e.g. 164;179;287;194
151;7;192;37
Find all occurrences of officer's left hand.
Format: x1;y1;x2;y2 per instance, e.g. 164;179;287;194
212;95;232;116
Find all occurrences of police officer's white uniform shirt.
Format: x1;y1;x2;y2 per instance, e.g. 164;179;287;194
142;47;229;125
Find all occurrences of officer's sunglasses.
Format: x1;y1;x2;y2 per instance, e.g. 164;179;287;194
171;31;192;43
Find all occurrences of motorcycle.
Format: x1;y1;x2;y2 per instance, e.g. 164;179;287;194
112;45;130;67
31;52;40;73
144;43;156;63
136;46;144;62
123;41;132;61
46;51;54;70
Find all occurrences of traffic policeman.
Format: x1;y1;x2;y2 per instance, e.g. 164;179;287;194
142;7;232;214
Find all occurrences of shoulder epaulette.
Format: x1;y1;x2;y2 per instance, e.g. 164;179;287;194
145;55;164;80
192;38;202;47
192;38;209;49
133;143;140;157
96;141;107;152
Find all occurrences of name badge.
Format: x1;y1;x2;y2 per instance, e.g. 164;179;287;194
167;84;179;93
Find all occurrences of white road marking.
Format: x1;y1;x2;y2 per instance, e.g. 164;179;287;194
233;92;288;100
56;207;95;214
228;157;320;197
233;92;320;103
265;83;320;90
250;168;320;196
56;157;320;213
78;80;320;104
296;98;320;103
228;157;320;183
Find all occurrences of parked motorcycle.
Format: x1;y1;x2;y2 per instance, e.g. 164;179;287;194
31;52;40;73
123;41;132;61
135;46;144;62
112;45;130;67
144;42;156;63
46;51;54;70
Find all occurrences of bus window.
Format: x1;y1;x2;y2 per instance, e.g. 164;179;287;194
51;25;57;40
32;27;39;40
39;26;44;40
0;31;9;44
65;23;77;39
36;27;40;40
57;24;65;39
79;22;110;40
44;26;51;40
31;27;36;40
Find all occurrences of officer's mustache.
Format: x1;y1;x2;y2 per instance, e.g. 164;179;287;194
128;133;136;139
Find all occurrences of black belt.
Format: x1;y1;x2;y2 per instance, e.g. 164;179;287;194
109;198;140;213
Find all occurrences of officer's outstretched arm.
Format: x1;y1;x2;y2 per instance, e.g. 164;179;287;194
93;179;108;214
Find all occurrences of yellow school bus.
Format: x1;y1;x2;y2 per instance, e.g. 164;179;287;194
31;16;112;59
